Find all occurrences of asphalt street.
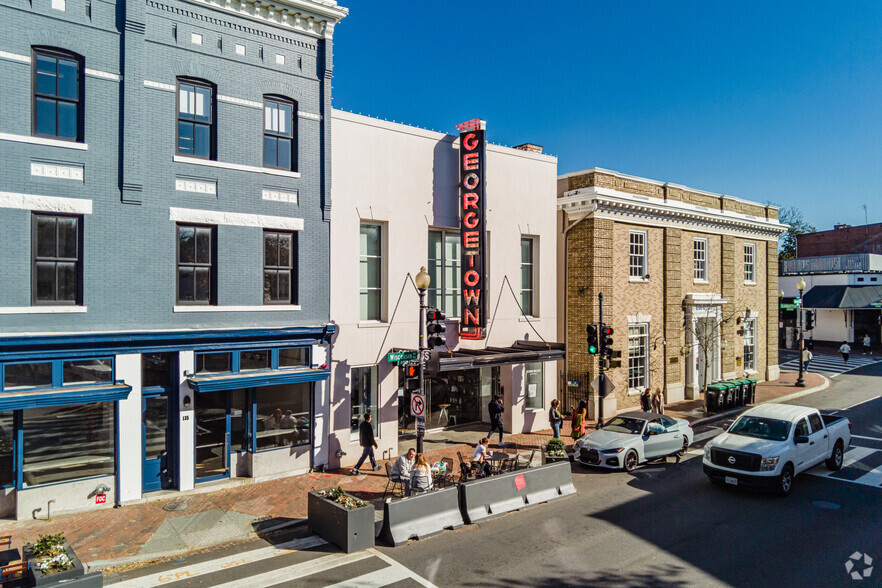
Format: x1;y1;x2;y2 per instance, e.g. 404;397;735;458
106;366;881;588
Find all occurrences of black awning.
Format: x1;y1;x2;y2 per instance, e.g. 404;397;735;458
803;285;882;309
426;340;565;373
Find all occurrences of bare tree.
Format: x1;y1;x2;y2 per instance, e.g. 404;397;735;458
682;306;745;393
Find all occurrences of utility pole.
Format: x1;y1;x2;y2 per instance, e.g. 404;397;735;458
597;292;606;428
417;287;427;454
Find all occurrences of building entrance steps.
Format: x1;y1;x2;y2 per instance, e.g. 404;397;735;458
0;370;827;575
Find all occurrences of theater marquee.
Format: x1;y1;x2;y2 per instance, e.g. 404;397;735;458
457;118;487;340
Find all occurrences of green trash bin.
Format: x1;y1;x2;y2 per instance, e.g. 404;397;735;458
717;380;738;410
731;378;750;406
705;382;727;412
745;378;758;404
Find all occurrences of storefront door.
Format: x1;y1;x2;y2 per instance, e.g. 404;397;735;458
195;390;231;481
143;393;175;492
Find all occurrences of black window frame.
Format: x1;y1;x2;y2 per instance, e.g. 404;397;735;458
263;229;298;305
31;213;83;306
262;95;297;171
31;47;84;143
176;223;217;305
176;78;216;160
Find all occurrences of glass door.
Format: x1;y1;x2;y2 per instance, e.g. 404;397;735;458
195;390;230;481
143;394;174;492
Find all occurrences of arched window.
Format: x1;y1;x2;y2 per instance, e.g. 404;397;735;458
32;48;83;142
263;96;297;171
177;78;216;159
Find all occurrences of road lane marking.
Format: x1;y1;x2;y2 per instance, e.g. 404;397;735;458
851;434;882;442
368;548;439;588
324;563;412;587
844;395;882;410
110;535;326;587
214;550;372;588
693;429;722;443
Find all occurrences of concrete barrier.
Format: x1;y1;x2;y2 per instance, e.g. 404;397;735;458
459;461;576;524
378;486;464;547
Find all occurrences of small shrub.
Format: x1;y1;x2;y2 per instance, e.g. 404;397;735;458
317;486;367;510
27;533;73;574
546;438;566;453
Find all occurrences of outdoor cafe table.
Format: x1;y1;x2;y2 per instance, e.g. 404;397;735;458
485;451;512;473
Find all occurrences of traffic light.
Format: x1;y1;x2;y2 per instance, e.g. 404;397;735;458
426;307;447;348
804;309;815;331
403;363;420;391
600;325;614;353
586;324;599;354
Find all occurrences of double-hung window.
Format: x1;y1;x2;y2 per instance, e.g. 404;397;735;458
263;97;296;171
743;318;757;372
693;238;708;282
359;223;383;321
520;237;536;316
629;230;647;280
33;213;82;305
428;229;461;316
264;230;297;304
628;323;649;391
744;243;756;283
176;224;216;304
33;48;82;141
177;79;214;158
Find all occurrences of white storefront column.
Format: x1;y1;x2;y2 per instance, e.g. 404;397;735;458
116;353;142;502
312;344;330;470
178;351;195;491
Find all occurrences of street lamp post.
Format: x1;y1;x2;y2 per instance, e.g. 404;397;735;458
795;278;806;387
414;266;431;454
779;290;785;349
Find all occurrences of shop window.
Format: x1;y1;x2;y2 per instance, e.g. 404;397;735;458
360;224;383;321
693;238;708;282
263;96;296;171
744;243;756;283
520;236;536;316
279;347;309;369
350;365;377;440
0;412;12;488
254;383;310;450
240;350;269;371
263;230;297;304
628;323;649;391
177;224;217;305
62;358;112;385
195;352;231;374
33;48;82;141
33;213;82;305
427;229;461;316
524;362;543;409
142;353;174;389
743;318;757;372
3;362;52;391
22;402;115;487
629;230;647;280
177;78;215;159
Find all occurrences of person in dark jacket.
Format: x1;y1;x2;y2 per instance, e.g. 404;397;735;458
488;394;505;446
352;413;380;475
549;399;564;439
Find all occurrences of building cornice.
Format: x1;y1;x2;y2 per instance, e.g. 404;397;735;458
180;0;347;39
558;186;787;241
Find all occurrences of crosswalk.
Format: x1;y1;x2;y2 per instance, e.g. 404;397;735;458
106;534;437;588
805;444;882;488
779;353;880;377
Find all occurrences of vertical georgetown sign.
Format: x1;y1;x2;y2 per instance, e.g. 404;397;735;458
457;118;487;340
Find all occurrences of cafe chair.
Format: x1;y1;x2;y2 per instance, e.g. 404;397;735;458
456;451;475;483
438;457;456;487
515;449;537;470
383;462;405;499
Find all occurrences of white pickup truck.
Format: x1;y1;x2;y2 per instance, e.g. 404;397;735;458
703;404;851;496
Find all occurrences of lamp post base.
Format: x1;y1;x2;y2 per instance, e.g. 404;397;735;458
795;377;806;387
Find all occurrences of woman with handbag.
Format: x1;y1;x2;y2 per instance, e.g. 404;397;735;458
570;399;587;442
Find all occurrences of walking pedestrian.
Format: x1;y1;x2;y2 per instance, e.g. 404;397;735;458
549;399;563;439
651;388;664;414
802;347;813;372
570;399;587;442
863;333;872;355
838;341;851;365
640;389;651;412
351;413;380;475
488;394;505;446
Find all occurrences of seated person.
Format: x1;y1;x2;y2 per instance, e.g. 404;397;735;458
471;437;493;477
391;448;415;495
409;453;433;495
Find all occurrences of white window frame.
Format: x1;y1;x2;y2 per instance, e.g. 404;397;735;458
629;230;647;281
693;238;708;282
359;222;384;322
744;243;756;284
349;365;378;441
628;323;649;393
520;236;537;317
427;228;461;317
743;318;757;373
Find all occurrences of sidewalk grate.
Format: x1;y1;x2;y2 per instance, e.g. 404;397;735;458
161;500;189;512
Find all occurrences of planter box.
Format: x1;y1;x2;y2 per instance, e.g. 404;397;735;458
24;541;102;587
307;491;375;553
542;451;570;465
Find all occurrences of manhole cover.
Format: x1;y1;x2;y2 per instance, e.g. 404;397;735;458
811;500;841;510
162;500;190;512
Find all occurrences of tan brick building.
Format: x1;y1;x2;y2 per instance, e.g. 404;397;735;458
556;168;787;419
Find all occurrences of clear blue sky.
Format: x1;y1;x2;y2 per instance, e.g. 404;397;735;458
331;1;882;231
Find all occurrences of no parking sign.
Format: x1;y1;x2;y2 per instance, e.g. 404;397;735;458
411;393;426;417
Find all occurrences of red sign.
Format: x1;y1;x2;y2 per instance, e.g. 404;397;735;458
95;494;107;504
514;474;526;491
458;119;487;339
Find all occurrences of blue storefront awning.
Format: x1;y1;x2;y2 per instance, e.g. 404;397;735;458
187;368;331;393
0;382;132;411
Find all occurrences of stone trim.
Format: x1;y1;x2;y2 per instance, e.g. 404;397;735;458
169;206;304;230
0;191;92;214
0;132;88;151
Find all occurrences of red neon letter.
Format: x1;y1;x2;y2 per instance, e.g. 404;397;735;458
463;173;479;190
462;192;479;210
463;133;478;151
464;231;479;249
464;269;480;287
463;289;481;305
465;308;480;325
463;211;479;228
463;153;479;170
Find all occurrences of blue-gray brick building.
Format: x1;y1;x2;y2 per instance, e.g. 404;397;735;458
0;0;347;519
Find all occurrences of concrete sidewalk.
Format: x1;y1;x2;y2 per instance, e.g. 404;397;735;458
0;370;829;575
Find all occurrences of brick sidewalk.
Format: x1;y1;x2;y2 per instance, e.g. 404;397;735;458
0;370;825;571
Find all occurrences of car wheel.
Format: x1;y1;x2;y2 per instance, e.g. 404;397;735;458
624;450;638;472
825;441;844;471
777;464;794;497
678;439;689;457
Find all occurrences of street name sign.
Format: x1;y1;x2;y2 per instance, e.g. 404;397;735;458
387;350;418;364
